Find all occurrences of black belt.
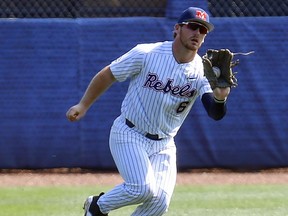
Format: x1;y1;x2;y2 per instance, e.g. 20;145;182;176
125;119;163;141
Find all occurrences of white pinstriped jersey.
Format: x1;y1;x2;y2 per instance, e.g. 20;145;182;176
110;41;212;138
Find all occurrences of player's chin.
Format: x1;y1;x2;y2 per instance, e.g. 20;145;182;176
187;40;200;49
187;43;199;51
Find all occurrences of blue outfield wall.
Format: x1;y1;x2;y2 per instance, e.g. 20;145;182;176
0;16;287;169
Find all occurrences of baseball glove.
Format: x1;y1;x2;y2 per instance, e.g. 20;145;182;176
202;49;239;89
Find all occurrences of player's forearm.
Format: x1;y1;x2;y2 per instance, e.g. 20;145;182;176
201;93;227;120
79;66;116;110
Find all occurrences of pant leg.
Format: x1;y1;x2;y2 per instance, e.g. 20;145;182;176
131;139;177;216
98;117;157;214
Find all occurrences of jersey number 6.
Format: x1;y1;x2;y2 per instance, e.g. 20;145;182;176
176;101;190;113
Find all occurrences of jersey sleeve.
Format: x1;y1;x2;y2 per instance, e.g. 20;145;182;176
109;45;145;82
198;77;213;98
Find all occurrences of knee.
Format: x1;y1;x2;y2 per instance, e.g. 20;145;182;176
125;182;155;203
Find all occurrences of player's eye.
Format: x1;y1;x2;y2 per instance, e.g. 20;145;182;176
185;23;208;34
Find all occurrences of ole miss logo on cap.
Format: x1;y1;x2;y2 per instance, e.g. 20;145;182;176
196;10;207;21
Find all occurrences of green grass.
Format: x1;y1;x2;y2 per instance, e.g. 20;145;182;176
0;185;288;216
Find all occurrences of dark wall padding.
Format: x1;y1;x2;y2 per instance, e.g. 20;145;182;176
0;16;287;169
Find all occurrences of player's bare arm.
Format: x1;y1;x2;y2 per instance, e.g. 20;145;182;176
66;66;116;122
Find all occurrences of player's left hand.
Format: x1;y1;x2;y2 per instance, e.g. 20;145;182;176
213;87;230;101
202;49;239;90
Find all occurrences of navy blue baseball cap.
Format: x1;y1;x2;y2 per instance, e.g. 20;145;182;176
177;7;214;32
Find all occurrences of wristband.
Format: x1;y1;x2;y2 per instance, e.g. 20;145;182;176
214;97;226;103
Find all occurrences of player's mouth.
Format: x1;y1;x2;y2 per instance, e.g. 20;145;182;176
190;38;199;44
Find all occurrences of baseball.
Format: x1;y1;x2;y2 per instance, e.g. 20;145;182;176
212;66;221;78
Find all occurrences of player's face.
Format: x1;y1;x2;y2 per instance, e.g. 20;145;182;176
177;23;207;51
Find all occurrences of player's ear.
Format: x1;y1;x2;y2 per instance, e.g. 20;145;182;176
173;24;181;38
174;24;181;31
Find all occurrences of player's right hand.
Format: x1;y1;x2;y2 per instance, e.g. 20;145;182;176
66;104;87;122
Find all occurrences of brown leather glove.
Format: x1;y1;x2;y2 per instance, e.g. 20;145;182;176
202;49;239;89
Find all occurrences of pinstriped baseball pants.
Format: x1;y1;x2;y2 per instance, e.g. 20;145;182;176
98;116;177;215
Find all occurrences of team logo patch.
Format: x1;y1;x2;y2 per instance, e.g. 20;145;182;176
196;10;207;21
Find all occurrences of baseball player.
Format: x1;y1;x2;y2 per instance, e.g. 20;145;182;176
66;7;231;216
